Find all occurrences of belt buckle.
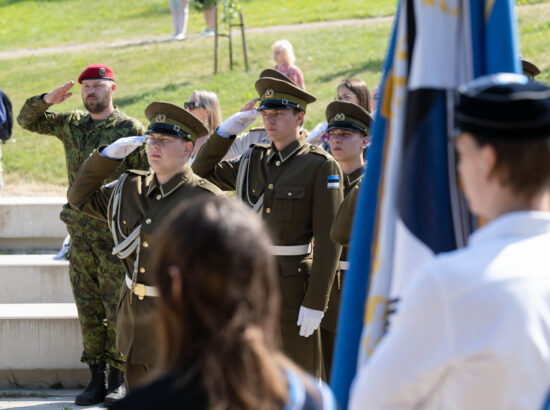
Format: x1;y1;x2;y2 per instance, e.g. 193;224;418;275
132;283;146;300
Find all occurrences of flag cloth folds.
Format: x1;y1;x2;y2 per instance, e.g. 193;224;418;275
330;0;520;407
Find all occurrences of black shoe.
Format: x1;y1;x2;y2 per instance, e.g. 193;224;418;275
75;363;107;405
103;366;127;408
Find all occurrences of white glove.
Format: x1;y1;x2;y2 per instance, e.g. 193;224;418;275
101;136;148;160
306;121;328;145
217;109;260;138
297;306;324;338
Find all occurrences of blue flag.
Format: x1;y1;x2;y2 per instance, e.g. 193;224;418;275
331;1;520;408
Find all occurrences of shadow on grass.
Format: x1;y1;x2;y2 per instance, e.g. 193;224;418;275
317;58;384;82
115;81;192;108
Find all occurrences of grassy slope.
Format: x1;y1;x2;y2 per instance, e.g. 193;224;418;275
0;1;549;189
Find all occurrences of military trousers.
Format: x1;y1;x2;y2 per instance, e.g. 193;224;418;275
66;224;126;371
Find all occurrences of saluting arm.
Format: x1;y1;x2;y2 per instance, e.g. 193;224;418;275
17;95;71;139
67;149;123;222
302;159;344;311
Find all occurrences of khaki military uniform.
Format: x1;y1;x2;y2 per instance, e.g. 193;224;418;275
192;131;343;378
322;167;364;378
68;149;223;386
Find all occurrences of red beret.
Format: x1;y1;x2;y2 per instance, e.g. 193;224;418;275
78;64;115;84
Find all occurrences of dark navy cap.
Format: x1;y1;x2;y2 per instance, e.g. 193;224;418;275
455;73;550;139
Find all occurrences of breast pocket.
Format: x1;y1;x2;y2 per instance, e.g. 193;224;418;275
274;187;305;221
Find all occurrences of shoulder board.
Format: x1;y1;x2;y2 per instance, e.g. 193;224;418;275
308;144;331;158
126;169;151;176
251;143;270;149
197;178;223;195
249;127;266;132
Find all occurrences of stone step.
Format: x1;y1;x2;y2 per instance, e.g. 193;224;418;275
0;197;67;251
0;303;86;388
0;254;72;303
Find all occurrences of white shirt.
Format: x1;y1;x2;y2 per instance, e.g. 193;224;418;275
349;211;550;410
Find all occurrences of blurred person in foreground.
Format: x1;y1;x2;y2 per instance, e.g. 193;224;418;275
349;73;550;409
110;196;337;410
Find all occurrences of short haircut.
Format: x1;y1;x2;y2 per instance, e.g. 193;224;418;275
471;133;550;199
272;39;296;65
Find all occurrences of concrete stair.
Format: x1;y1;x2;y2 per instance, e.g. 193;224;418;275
0;197;88;389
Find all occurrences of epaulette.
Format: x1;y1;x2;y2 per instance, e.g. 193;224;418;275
249;127;266;132
196;178;224;195
251;143;270;149
308;144;331;158
126;168;151;176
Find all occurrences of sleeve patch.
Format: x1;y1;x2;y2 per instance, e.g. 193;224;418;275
327;175;340;189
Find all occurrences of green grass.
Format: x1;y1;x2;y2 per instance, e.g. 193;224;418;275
0;0;396;51
0;0;549;189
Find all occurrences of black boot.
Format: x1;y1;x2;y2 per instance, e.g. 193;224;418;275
103;366;127;407
75;363;107;405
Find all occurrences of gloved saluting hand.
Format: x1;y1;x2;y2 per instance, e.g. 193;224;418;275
100;136;148;160
217;109;260;138
297;305;325;338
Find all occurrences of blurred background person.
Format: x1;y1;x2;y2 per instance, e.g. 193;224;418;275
307;78;373;150
272;39;306;90
169;0;189;40
195;0;217;37
110;197;337;410
184;90;222;163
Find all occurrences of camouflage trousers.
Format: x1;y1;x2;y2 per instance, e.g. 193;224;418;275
67;225;126;371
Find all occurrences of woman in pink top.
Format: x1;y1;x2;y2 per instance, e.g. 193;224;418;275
272;39;306;90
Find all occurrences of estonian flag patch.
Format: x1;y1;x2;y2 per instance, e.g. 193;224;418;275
327;175;340;189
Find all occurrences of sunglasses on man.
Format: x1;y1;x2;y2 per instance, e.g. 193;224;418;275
184;101;204;110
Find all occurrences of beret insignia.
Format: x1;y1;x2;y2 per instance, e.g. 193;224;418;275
155;113;167;123
99;67;106;76
335;113;346;121
264;89;275;98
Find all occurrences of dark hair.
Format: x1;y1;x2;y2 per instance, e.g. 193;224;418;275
471;134;550;199
338;78;373;113
152;197;288;410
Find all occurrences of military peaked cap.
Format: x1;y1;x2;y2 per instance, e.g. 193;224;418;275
255;69;316;111
325;101;373;135
144;102;209;143
455;73;550;139
521;59;541;79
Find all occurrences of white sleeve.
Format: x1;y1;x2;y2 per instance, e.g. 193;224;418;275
224;129;267;160
348;266;453;410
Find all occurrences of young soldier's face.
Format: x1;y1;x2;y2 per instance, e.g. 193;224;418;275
261;108;303;143
147;133;192;174
328;129;366;164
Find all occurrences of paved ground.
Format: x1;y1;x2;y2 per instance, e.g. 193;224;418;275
0;390;103;409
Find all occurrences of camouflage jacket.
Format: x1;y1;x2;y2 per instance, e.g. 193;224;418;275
17;94;148;228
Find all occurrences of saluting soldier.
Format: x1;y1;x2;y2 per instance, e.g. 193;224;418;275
17;64;147;407
192;69;343;379
68;102;223;390
321;101;372;379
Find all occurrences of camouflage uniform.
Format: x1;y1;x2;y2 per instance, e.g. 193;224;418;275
17;95;147;371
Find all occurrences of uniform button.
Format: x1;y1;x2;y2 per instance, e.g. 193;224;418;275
252;188;256;193
265;208;271;214
122;220;127;225
199;180;205;185
298;268;302;272
139;267;145;273
287;192;292;197
275;161;281;166
156;194;162;200
142;241;149;248
311;146;316;150
268;184;273;190
145;218;152;224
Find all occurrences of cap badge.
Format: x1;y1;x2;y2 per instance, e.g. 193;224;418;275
264;89;275;98
335;113;346;121
155;113;167;123
99;67;106;76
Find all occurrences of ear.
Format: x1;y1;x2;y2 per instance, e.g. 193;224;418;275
183;140;194;157
296;110;305;124
111;83;117;93
168;265;182;301
480;143;497;181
